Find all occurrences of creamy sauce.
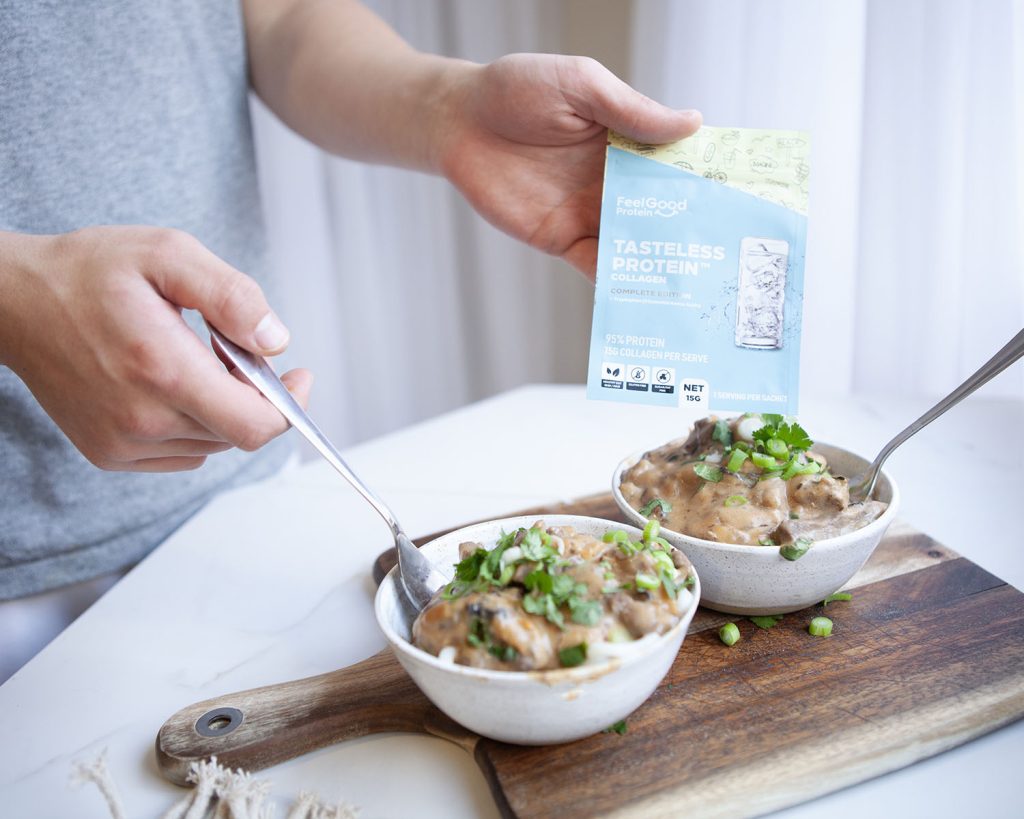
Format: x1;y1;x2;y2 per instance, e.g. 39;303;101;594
412;522;694;671
620;416;887;546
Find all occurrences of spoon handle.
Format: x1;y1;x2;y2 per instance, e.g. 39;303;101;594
851;326;1024;500
206;324;401;535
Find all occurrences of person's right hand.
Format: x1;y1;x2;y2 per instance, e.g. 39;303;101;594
0;225;312;472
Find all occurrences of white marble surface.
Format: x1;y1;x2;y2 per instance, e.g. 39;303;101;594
1;385;1022;818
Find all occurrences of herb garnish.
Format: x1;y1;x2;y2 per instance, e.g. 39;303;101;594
558;643;588;667
749;614;784;629
603;719;628;735
822;592;852;606
694;463;723;482
639;497;673;518
466;616;519;662
779;537;813;561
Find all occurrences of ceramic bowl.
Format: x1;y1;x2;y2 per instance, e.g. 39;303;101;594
613;442;899;616
374;514;701;745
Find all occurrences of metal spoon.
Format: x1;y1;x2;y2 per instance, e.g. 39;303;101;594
849;327;1024;502
207;324;447;611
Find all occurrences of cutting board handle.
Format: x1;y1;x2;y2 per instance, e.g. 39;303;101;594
155;648;472;785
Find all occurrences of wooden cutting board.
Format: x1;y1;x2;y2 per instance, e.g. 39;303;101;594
157;494;1024;818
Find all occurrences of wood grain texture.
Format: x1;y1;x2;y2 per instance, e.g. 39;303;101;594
160;494;1024;818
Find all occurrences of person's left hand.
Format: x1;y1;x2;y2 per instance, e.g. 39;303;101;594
435;54;701;278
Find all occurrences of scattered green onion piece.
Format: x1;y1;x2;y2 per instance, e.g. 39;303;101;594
603;719;628;735
603;529;630;544
726;449;748;473
809;616;833;637
759;470;783;481
639;497;673;518
558;643;588;667
733;441;751;453
749;614;784;629
712;419;732;447
789;511;800;520
652;535;673;551
757;536;776;547
635;572;660;591
766;437;789;459
751;451;779;471
795;460;822;475
719;622;741;646
694;463;723;482
822;592;852;606
651;550;675;575
780;538;813;561
723;494;748;508
643;519;660;543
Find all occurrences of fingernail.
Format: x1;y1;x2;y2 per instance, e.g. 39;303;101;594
254;312;289;351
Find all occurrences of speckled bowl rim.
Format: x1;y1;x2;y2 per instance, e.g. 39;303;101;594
375;514;702;683
612;439;901;556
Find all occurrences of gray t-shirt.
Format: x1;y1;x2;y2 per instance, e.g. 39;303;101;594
0;1;289;599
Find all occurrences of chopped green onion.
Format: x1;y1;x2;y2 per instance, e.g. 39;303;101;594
712;418;732;447
694;463;723;482
723;494;748;508
642;519;660;543
603;720;628;735
652;535;673;551
719;622;741;646
651;550;675;575
780;459;802;481
780;537;813;561
794;460;822;476
751;451;779;470
726;449;748;473
749;614;784;629
635;572;660;591
789;511;800;519
759;470;783;481
809;616;833;637
822;592;852;606
733;441;751;453
558;643;588;667
639;497;672;518
765;437;789;459
757;536;776;547
602;529;630;544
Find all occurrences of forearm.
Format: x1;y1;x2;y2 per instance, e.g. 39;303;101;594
0;230;50;369
243;0;477;173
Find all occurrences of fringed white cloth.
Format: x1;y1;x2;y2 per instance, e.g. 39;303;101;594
70;751;359;819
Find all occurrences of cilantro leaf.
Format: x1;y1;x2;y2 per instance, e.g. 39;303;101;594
454;549;487;582
603;720;628;735
558;643;588;667
639;497;673;518
749;614;784;629
569;597;602;626
712;418;733;447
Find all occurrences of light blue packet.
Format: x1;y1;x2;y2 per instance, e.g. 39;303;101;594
587;127;810;415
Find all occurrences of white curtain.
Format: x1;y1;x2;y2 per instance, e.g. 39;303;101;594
632;0;1024;400
252;0;594;448
253;1;1024;449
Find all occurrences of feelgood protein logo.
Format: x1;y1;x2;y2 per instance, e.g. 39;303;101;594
615;195;688;218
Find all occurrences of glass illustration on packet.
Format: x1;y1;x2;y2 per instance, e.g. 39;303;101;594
734;237;789;350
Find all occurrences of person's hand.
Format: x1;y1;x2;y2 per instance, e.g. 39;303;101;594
435;54;702;278
0;226;312;472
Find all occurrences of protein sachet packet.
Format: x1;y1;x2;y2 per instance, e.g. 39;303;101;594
587;127;810;415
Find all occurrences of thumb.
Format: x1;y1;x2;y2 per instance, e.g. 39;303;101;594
145;230;290;355
566;56;702;144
